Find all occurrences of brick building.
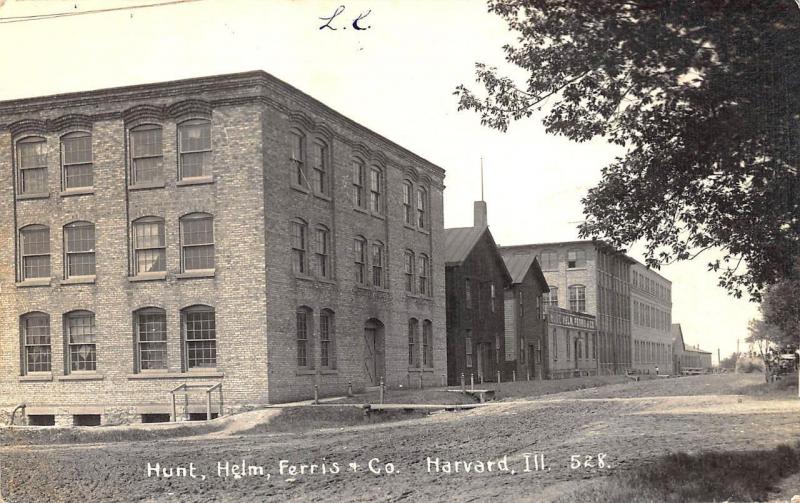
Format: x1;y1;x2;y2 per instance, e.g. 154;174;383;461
498;241;634;374
444;201;511;385
543;306;599;379
630;261;674;375
500;253;549;380
671;324;712;372
0;71;446;426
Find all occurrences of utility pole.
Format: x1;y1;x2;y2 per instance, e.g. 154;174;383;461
736;338;740;356
717;348;721;367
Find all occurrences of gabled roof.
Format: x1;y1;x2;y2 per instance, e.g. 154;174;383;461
444;226;512;284
671;323;685;351
500;252;550;291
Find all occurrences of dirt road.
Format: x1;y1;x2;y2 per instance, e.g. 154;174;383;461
1;374;798;502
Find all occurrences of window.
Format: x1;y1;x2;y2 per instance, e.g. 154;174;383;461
423;320;433;368
465;278;472;308
553;327;558;360
585;333;589;360
372;241;384;287
290;130;305;187
134;308;167;371
178;120;212;179
65;311;96;372
320;310;335;369
465;332;472;367
519;290;524;317
404;250;415;293
352;159;366;208
182;305;216;369
539;250;558;271
544;286;558;307
568;285;586;312
566;332;571;360
354;236;367;284
61;132;93;189
21;313;50;374
291;219;308;275
64;221;95;278
490;283;496;312
402;181;413;225
130;125;163;185
408;318;419;368
418;253;430;296
17;137;48;195
132;217;165;274
567;249;586;269
20;225;50;280
296;307;313;368
315;226;331;279
416;187;427;228
495;335;501;364
369;167;382;214
312;140;328;195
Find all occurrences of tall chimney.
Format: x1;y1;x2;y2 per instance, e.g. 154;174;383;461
474;200;487;228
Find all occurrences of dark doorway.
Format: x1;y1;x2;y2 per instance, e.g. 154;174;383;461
364;319;385;386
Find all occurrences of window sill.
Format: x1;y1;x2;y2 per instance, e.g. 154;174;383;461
177;176;214;187
353;206;369;215
129;272;167;282
313;192;332;202
127;371;224;380
418;228;430;235
16;192;50;201
567;267;587;271
317;278;337;286
16;278;51;288
403;223;417;231
295;274;314;283
320;369;338;375
176;270;215;279
60;275;96;285
408;367;423;372
290;183;309;195
370;212;385;221
128;182;165;191
296;369;316;376
58;372;104;382
60;187;94;197
20;373;53;382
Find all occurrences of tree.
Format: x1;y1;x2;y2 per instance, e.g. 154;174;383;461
456;0;800;299
761;260;800;343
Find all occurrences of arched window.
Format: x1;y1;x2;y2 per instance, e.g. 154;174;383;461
369;167;383;214
64;221;95;278
539;250;558;271
291;219;308;275
65;310;96;372
544;286;558;307
352;158;366;209
372;241;385;288
289;130;305;187
402;181;413;225
182;305;216;370
416;187;427;229
422;320;433;368
17;136;48;195
178;119;212;179
296;306;313;369
134;307;167;371
404;250;415;293
21;312;50;374
408;318;419;368
568;285;586;312
61;132;93;189
181;213;214;271
417;253;430;296
19;224;50;280
320;309;335;369
132;217;165;275
315;225;331;279
129;124;163;185
354;236;367;284
311;139;328;195
567;249;586;269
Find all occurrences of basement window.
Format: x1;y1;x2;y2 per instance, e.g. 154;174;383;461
28;414;55;426
73;414;101;426
188;412;218;421
141;413;171;424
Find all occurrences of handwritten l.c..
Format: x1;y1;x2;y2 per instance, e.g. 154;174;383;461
319;5;372;31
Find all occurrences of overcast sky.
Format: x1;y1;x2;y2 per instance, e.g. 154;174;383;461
0;0;759;361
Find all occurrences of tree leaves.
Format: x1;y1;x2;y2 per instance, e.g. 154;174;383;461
455;0;800;300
